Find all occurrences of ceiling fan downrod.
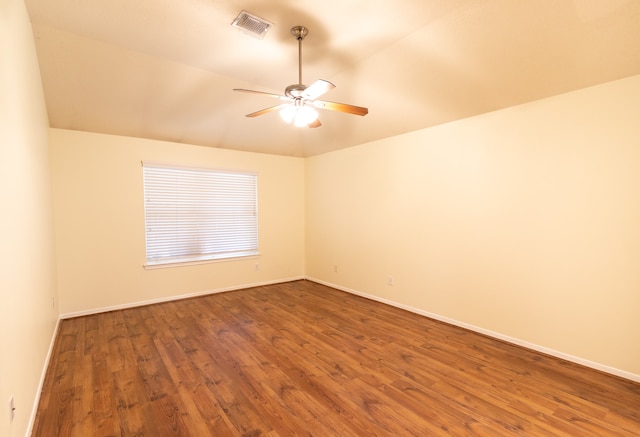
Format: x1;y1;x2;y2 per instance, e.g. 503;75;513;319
291;26;308;86
283;26;311;99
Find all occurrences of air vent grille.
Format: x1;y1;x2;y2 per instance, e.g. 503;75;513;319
231;11;273;39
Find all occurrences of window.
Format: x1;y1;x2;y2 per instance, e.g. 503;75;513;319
142;162;258;267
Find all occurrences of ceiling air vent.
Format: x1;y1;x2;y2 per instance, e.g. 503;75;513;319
231;10;273;39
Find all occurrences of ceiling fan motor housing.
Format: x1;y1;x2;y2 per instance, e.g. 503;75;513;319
285;84;307;98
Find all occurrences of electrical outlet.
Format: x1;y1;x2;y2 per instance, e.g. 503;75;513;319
333;265;338;273
255;263;260;271
9;395;15;423
387;275;393;286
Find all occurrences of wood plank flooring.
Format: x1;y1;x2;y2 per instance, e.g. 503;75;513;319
33;280;640;436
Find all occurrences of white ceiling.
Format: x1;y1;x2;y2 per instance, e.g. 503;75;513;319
25;0;640;157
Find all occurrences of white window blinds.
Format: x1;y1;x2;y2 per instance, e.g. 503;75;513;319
143;162;258;266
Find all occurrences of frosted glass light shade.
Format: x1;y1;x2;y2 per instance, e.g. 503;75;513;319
280;105;318;127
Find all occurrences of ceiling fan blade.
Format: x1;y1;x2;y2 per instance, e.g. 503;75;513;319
303;79;335;100
312;100;369;116
308;118;322;128
233;89;290;101
246;104;289;118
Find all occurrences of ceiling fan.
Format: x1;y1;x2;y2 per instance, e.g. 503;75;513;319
233;26;368;128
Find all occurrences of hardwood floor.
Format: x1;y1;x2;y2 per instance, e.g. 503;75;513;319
33;280;640;436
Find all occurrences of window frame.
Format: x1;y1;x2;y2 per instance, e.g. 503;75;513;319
142;161;259;269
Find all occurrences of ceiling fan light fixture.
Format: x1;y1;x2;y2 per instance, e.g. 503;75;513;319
280;105;318;127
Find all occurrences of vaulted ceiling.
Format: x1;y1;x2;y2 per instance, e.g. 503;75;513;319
25;0;640;157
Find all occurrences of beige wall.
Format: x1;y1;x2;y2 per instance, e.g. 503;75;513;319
306;75;640;378
0;0;59;436
50;129;305;315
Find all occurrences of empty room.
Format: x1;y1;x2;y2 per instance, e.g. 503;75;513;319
2;0;640;435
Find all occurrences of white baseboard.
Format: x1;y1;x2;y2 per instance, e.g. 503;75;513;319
306;276;640;384
26;316;61;437
59;276;305;319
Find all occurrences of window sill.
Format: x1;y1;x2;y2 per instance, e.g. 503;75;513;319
144;252;260;270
